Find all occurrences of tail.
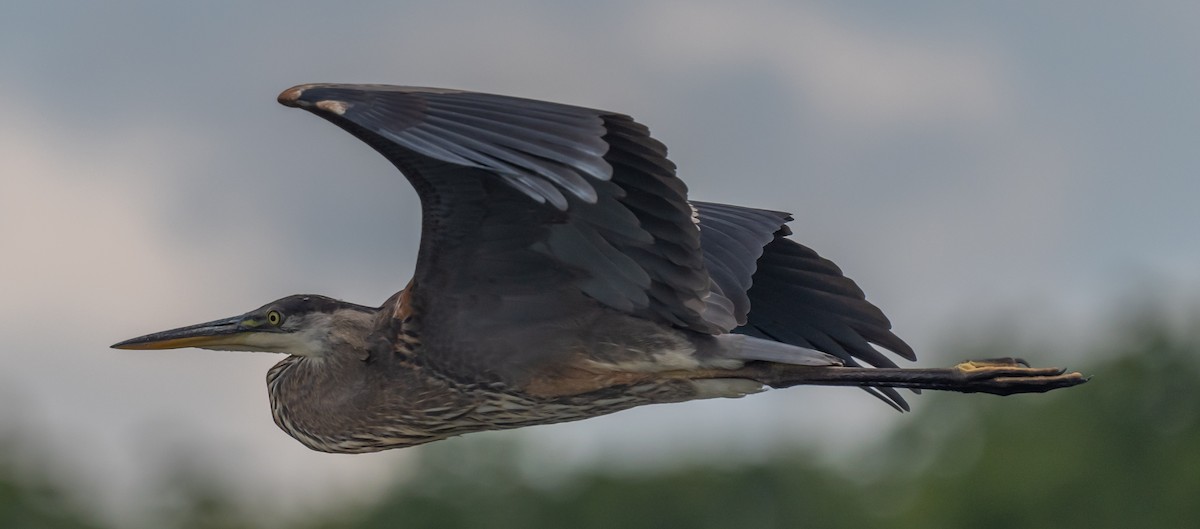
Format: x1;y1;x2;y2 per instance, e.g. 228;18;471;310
687;334;841;400
708;334;843;367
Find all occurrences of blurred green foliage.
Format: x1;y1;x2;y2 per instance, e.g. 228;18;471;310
0;443;102;529
4;311;1198;528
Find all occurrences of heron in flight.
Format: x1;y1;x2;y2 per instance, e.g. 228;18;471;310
113;85;1084;453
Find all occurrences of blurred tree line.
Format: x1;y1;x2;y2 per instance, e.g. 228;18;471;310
4;309;1198;529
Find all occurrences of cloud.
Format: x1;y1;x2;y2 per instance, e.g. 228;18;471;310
631;1;1012;130
0;94;405;521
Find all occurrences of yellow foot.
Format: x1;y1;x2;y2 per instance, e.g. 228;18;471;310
952;357;1088;395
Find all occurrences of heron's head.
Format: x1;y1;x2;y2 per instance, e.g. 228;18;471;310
112;295;377;357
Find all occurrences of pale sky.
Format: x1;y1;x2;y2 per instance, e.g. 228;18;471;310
2;0;1198;524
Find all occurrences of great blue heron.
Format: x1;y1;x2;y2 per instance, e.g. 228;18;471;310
113;85;1084;453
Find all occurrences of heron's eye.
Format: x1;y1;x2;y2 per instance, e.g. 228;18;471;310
267;310;283;326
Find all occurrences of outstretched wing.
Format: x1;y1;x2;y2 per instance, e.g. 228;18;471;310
279;84;737;383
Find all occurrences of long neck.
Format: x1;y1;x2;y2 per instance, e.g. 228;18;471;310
265;307;384;452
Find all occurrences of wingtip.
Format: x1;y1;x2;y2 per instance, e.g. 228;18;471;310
278;84;352;115
277;85;308;107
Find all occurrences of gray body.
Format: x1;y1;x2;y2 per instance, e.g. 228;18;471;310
258;293;841;453
115;85;940;453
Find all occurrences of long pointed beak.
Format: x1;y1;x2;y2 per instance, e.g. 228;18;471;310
111;315;248;350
